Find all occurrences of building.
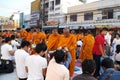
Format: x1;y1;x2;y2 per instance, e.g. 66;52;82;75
0;16;17;30
19;13;24;28
41;0;49;26
66;0;120;30
30;0;40;27
46;0;81;26
24;14;31;29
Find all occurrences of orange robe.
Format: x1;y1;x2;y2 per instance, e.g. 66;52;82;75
58;34;76;77
47;34;60;51
79;34;95;61
46;33;50;40
20;30;28;41
77;34;84;41
26;32;33;42
0;37;2;40
33;32;46;44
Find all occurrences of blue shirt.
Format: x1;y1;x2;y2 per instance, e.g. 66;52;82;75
99;68;120;80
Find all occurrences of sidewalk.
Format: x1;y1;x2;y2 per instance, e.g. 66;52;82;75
0;61;82;80
0;69;18;80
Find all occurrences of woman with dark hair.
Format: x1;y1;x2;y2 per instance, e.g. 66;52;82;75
114;45;120;68
112;33;120;53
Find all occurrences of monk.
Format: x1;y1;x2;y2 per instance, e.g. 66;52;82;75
26;27;34;42
45;31;50;40
0;35;2;40
77;32;84;41
58;28;76;77
71;30;77;42
79;30;95;62
33;27;46;44
31;27;46;55
20;29;28;41
47;29;60;51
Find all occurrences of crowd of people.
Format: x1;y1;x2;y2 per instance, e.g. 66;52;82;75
0;27;120;80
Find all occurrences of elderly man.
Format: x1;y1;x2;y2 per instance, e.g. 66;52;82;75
58;28;76;77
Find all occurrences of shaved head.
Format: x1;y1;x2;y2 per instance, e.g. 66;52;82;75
63;28;70;37
52;29;58;35
63;28;70;33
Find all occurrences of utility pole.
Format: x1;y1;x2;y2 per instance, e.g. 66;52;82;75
40;0;45;30
42;0;45;28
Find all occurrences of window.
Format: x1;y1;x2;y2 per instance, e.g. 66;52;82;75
84;12;93;20
55;7;60;11
55;13;60;16
65;16;67;22
45;3;49;8
55;0;60;5
50;1;54;11
102;9;113;19
70;15;77;22
108;9;113;19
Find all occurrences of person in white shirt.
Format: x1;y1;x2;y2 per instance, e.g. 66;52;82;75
111;33;120;61
46;50;69;80
114;45;120;70
1;37;14;60
15;41;30;80
0;37;14;73
11;35;20;51
105;29;113;56
25;43;47;80
105;29;113;46
11;35;20;65
76;39;83;59
112;33;120;53
115;45;120;62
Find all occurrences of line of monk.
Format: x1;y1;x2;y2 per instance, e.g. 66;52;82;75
19;27;77;77
0;27;96;77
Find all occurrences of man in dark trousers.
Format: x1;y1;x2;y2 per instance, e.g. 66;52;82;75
92;28;108;78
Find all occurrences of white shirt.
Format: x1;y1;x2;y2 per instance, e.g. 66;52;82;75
1;43;13;60
105;32;112;45
115;52;120;61
25;55;47;80
15;49;30;78
11;40;20;51
112;38;120;52
46;58;69;80
77;40;83;47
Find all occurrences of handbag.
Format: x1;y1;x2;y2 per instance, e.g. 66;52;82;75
0;59;14;73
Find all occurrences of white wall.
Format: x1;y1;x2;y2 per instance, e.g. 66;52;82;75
48;0;82;24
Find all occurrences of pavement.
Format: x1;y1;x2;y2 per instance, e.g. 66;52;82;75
0;69;18;80
0;61;82;80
